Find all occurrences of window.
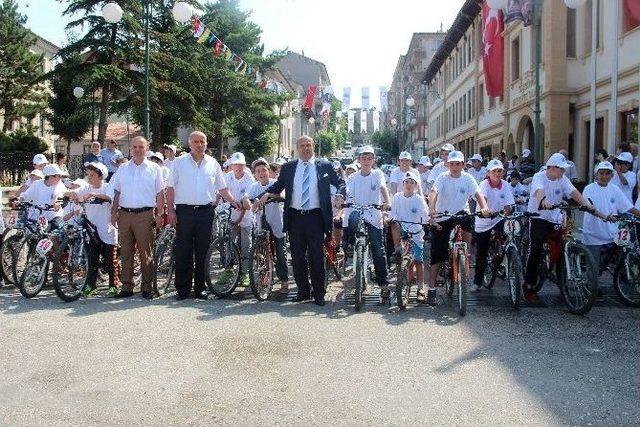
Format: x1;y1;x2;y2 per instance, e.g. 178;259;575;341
566;7;576;57
55;145;65;154
478;84;484;114
512;37;521;81
585;0;602;54
624;0;640;32
621;109;638;144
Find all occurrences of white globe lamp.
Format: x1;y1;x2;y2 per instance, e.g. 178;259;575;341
391;118;398;127
102;2;123;24
308;117;315;125
172;1;193;23
73;87;85;98
405;97;415;108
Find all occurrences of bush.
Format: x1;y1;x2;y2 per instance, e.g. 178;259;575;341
0;129;48;153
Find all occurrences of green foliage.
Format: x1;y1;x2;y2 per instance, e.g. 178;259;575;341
0;0;48;131
371;129;399;159
0;129;48;153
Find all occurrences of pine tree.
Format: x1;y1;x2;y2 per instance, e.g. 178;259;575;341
0;0;47;132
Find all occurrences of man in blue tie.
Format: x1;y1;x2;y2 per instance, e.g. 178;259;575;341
259;136;346;305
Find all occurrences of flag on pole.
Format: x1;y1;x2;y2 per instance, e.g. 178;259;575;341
482;3;505;97
341;87;351;112
360;111;367;133
361;87;370;111
197;28;211;44
320;86;334;118
379;86;389;112
303;85;318;112
192;18;205;38
347;110;355;133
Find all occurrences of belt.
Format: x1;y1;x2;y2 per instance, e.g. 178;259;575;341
176;203;214;210
290;208;321;215
120;207;154;213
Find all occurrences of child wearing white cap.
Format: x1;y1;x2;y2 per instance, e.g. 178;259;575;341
417;156;432;195
468;154;487;183
611;152;636;203
426;143;454;185
389;151;422;195
19;164;66;229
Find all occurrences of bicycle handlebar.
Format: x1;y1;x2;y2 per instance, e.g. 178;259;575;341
341;203;383;210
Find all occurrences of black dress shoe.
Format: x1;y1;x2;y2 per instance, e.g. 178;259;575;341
175;294;189;301
293;294;311;302
116;290;134;298
141;291;154;300
194;291;209;300
314;299;326;306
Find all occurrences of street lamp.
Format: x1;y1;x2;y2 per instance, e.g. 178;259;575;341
101;1;191;141
405;97;415;108
73;87;84;99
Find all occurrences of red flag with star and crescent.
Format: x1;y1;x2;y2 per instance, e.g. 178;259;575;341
482;2;504;98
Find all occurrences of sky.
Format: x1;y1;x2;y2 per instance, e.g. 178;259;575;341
19;0;466;109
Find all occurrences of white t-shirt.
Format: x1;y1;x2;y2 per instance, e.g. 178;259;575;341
390;167;420;193
432;171;479;222
420;172;432;195
475;179;515;232
247;179;284;239
610;170;636;203
21;180;66;221
76;183;118;245
345;169;386;229
581;182;633;246
527;171;576;224
226;171;255;227
469;167;488;183
390;192;428;245
427;161;448;184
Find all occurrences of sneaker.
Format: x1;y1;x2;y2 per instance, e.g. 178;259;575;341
416;288;426;303
107;287;118;298
470;284;482;292
426;288;438;306
82;286;97;297
523;288;540;304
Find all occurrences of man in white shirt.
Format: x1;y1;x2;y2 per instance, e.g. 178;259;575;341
100;139;123;181
611;152;636;203
388;151;421;195
468;154;487;183
110;136;165;300
582;161;640;267
426;143;455;186
166;131;237;300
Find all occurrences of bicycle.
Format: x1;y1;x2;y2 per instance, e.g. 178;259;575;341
205;203;242;297
534;204;599;315
482;211;539;309
393;219;426;311
1;201;39;286
248;197;285;301
153;225;176;296
342;203;384;311
609;215;640;307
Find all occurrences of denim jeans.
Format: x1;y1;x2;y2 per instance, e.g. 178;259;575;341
346;210;388;285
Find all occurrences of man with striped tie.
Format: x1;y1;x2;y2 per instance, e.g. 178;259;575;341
259;135;345;305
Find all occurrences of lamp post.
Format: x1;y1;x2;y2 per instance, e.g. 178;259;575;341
101;1;192;142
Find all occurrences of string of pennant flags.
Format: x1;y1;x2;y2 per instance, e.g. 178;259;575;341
191;17;287;95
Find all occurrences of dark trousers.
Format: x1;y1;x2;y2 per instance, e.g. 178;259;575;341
273;236;288;281
86;236;119;289
345;211;388;285
174;205;215;297
524;218;557;287
473;221;503;286
288;209;325;300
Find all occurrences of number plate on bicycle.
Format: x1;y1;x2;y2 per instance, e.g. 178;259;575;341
37;215;48;230
7;215;16;227
615;228;631;247
504;219;521;236
35;238;54;256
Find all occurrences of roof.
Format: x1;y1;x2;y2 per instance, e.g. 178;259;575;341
421;0;482;85
30;32;61;52
81;122;142;143
276;51;331;89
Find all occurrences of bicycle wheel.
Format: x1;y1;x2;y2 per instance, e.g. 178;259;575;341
395;270;409;310
533;254;549;293
483;255;498;290
1;232;21;285
18;242;48;298
558;242;597;315
53;238;89;302
154;240;175;296
206;236;241;297
12;236;31;285
506;246;523;310
612;251;640;307
440;261;454;297
249;235;274;301
456;251;467;316
354;243;365;312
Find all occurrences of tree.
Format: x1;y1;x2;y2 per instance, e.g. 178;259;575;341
371;129;399;160
46;55;93;155
0;0;47;133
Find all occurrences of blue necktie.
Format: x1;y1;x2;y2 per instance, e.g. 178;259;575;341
301;163;310;209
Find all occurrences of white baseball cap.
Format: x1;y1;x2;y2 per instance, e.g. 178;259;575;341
418;156;432;167
29;169;44;179
345;163;359;171
487;159;504;171
595;161;614;172
441;143;455;152
616;152;633;163
275;157;286;166
229;152;246;165
433;158;442;165
32;153;49;166
398;151;412;160
470;154;483;162
359;145;375;155
546;152;570;169
522;149;532;158
149;151;165;162
43;164;63;177
163;144;177;154
85;161;108;177
446;151;465;163
332;160;341;170
403;171;420;183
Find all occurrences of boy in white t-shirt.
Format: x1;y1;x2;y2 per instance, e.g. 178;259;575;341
581;161;640;267
472;160;515;292
426;143;455;186
344;145;392;299
225;152;255;284
427;151;490;305
20;164;66;230
468;154;488;183
389;151;422;195
246;158;288;295
610;152;636;203
417;156;433;195
390;172;428;300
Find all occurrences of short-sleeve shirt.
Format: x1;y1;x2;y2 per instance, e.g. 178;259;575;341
345;169;387;229
610;171;636;203
432;171;479;222
21;180;66;221
390;167;420;193
468;167;488;183
226;171;255;228
427;162;448;184
247;179;284;239
100;148;123;174
168;154;226;205
76;183;118;245
110;159;164;209
391;193;428;245
581;182;633;246
527;171;576;224
475;179;515;232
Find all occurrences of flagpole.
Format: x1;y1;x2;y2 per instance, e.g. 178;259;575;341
588;0;598;179
144;0;151;141
533;0;543;168
609;0;620;155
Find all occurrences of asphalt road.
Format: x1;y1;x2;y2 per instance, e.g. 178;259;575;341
1;280;639;426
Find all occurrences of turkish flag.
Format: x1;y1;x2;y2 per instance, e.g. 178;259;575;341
624;0;640;30
303;85;317;111
482;2;504;98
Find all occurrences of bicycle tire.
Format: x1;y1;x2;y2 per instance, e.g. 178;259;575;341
456;251;467;316
206;237;241;297
396;271;409;310
483;256;498;290
612;252;640;307
153;240;175;296
53;238;89;302
441;262;454;297
1;232;21;285
18;241;49;299
249;235;274;301
533;254;548;293
558;242;598;315
506;246;523;310
354;243;365;312
12;235;30;285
